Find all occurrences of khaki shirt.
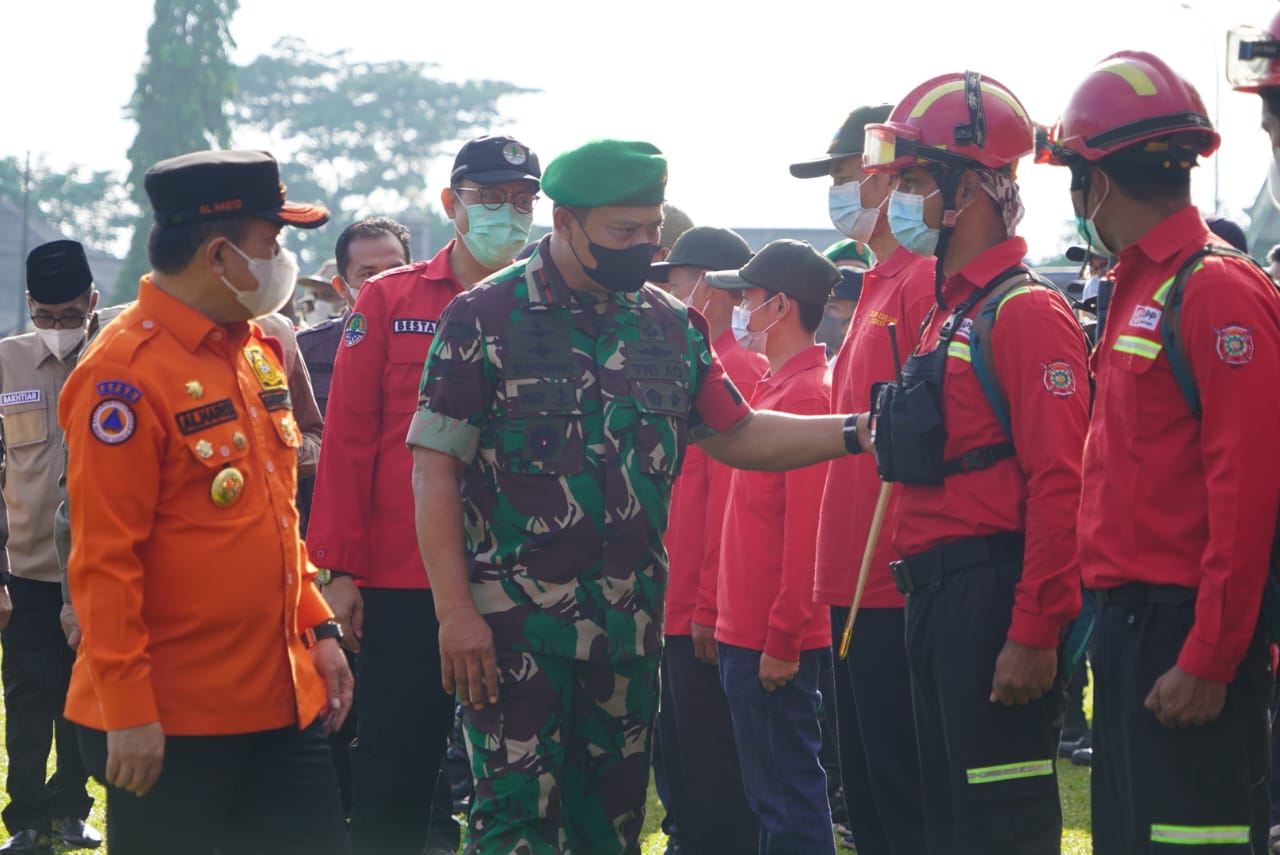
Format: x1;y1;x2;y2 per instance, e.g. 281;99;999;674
0;330;78;582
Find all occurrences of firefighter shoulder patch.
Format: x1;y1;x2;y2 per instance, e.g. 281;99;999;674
1042;361;1077;398
1214;324;1254;367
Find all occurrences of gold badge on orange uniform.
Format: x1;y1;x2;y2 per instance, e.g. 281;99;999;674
243;346;286;390
211;467;245;507
185;380;204;399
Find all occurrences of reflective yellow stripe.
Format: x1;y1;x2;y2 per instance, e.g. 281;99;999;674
909;80;1029;121
1150;824;1250;845
1114;335;1162;359
1152;264;1203;306
1098;59;1158;95
993;285;1037;321
965;759;1053;785
947;341;971;362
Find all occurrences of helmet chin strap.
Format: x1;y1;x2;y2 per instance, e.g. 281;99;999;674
931;168;963;309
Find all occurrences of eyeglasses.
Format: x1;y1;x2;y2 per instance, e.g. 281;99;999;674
452;186;539;215
30;313;87;330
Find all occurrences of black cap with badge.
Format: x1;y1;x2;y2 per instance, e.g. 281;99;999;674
790;104;894;179
145;150;330;229
452;135;541;185
706;239;840;306
27;240;94;304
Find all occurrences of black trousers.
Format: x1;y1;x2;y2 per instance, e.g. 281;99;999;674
831;606;927;855
662;635;758;854
905;554;1064;855
78;720;349;855
349;588;457;855
1092;587;1270;854
0;577;91;835
654;649;685;843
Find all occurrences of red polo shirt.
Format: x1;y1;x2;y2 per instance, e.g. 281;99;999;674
717;344;833;660
814;247;936;610
1079;206;1280;682
307;243;462;587
664;328;766;636
893;237;1088;650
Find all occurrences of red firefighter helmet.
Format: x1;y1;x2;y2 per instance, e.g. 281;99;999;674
1043;51;1218;164
1228;11;1280;93
863;71;1034;174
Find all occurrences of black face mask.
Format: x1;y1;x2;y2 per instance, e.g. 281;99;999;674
572;218;656;293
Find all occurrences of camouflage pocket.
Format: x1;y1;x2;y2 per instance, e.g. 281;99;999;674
631;380;688;477
499;379;585;475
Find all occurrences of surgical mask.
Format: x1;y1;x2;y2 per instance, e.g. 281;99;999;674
37;327;85;360
572;220;655;293
339;278;360;311
731;295;782;353
304;295;344;327
1074;178;1115;258
829;178;882;243
460;204;534;269
887;189;941;257
222;242;299;319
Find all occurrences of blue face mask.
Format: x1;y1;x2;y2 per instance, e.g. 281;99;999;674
887;189;941;257
829;177;881;242
1074;178;1115;258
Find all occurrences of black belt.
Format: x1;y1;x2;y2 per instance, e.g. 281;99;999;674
891;532;1025;595
1091;583;1196;606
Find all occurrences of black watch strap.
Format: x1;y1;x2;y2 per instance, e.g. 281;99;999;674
843;413;864;456
303;621;343;648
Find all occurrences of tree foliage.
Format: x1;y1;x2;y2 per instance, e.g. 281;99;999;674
234;37;535;267
0;157;136;254
115;0;240;299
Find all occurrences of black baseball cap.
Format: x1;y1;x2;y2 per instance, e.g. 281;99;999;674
706;239;840;306
452;135;541;185
27;240;93;304
790;104;893;179
1065;245;1110;263
145;150;329;229
649;226;753;283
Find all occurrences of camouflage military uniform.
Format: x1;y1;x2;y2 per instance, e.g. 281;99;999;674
406;236;749;854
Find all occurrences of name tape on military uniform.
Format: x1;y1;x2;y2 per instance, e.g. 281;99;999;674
175;399;238;435
0;390;40;406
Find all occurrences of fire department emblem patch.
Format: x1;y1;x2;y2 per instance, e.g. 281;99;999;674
1042;361;1077;398
1215;324;1254;366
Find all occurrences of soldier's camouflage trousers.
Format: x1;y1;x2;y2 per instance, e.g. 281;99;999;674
462;648;660;855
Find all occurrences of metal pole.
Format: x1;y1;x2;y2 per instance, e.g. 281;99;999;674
18;152;30;335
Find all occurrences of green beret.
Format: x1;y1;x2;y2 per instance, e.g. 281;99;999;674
823;238;876;267
542;139;667;208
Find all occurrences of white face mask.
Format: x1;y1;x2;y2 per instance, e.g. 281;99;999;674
730;295;782;354
221;242;300;319
828;177;882;243
36;327;85;359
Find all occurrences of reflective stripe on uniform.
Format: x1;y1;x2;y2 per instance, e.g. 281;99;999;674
1114;334;1163;359
947;341;972;362
1153;265;1203;307
1149;824;1250;845
993;285;1038;321
965;759;1054;785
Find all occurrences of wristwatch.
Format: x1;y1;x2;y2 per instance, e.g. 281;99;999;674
843;413;865;456
303;621;344;649
315;569;350;587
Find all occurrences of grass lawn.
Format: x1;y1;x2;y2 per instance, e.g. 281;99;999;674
2;671;1095;854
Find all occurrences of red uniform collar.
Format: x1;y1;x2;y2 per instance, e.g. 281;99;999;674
1120;205;1210;269
940;237;1029;302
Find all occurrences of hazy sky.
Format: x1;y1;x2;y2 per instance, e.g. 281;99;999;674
4;0;1276;261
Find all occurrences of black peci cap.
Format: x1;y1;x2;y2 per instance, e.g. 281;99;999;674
27;240;93;304
145;150;329;229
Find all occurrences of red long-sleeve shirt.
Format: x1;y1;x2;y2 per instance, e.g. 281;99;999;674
893;237;1087;650
814;248;936;610
716;345;833;660
307;243;462;587
664;328;766;636
1079;207;1280;682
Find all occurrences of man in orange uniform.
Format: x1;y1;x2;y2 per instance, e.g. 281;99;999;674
59;149;352;855
648;225;763;854
858;73;1088;854
797;104;934;855
307;134;540;855
1046;51;1280;853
